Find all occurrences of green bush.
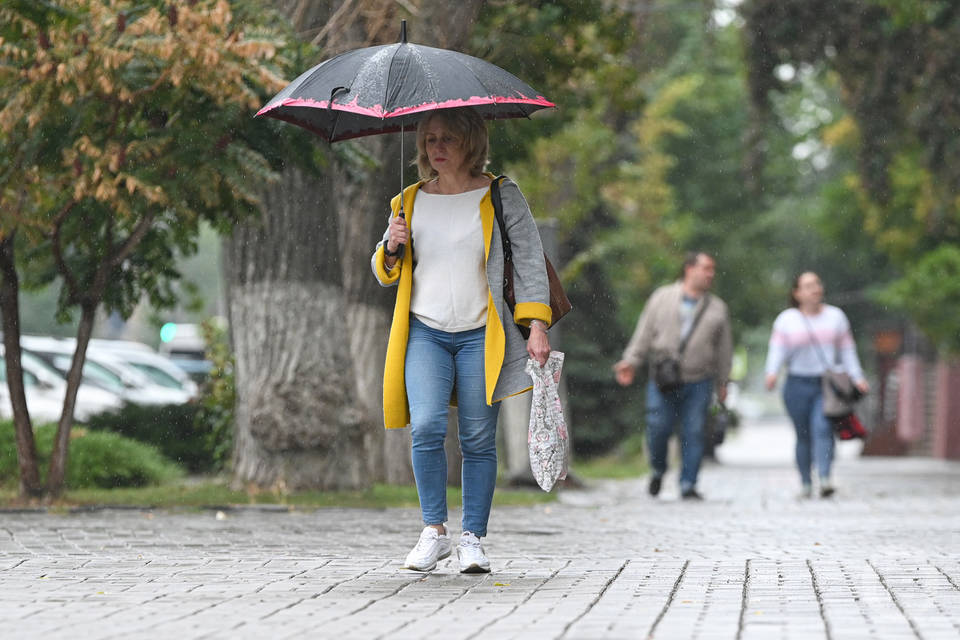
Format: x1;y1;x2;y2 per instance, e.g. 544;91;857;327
0;421;182;489
85;403;217;473
195;318;235;471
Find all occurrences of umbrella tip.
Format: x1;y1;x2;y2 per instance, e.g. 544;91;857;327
400;19;407;44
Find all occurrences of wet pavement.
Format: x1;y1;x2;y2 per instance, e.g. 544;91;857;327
1;417;958;639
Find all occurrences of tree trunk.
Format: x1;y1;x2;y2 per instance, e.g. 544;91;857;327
228;0;485;490
227;167;375;489
0;233;43;498
46;301;96;497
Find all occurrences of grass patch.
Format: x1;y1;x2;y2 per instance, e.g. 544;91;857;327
571;434;649;479
0;480;556;510
572;455;649;479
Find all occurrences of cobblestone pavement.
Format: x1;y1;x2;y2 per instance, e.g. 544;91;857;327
1;419;959;639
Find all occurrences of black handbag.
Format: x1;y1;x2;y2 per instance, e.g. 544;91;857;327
654;295;711;392
653;357;683;392
491;176;572;339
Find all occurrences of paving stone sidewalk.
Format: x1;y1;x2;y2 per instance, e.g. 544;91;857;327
1;419;959;639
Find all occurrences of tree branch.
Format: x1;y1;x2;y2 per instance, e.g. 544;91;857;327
50;200;80;302
89;211;156;299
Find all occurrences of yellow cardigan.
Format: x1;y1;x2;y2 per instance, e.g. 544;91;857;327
373;179;552;429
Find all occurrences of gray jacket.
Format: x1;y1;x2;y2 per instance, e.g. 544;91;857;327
622;282;733;385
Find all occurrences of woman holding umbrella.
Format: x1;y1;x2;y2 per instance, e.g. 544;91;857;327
372;107;552;573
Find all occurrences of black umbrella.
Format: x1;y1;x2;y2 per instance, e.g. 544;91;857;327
256;21;554;141
256;21;554;220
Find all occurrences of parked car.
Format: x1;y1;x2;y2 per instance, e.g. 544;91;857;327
89;339;199;398
157;323;213;383
0;346;122;422
19;336;192;406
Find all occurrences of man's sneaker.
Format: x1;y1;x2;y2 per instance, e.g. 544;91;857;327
681;488;704;501
648;476;663;497
457;531;491;574
799;484;813;499
820;485;836;499
403;526;451;572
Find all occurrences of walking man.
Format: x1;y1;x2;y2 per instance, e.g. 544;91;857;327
614;252;733;499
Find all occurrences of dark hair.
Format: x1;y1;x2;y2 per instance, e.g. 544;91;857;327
789;271;819;307
680;251;712;279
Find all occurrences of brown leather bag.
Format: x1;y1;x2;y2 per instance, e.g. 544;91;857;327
491;176;572;339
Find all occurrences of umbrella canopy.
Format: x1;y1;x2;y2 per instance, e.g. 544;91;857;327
256;22;554;142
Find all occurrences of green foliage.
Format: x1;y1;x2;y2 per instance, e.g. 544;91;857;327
84;403;218;473
0;421;182;488
743;0;960;348
195;318;235;471
0;0;324;321
877;246;960;354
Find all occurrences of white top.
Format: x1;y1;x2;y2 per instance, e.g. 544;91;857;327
409;186;488;332
764;305;865;381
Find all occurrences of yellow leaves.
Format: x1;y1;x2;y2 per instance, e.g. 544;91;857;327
822;115;859;149
210;0;231;28
124;7;164;37
97;74;114;94
233;40;276;60
76;136;102;159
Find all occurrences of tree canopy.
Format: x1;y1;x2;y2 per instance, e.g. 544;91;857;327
0;0;319;496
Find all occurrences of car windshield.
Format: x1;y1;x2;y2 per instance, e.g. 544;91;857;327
21;350;67;381
0;358;39;387
50;354;126;394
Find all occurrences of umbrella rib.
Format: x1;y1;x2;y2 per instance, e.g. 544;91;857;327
459;60;500;110
384;43;405;123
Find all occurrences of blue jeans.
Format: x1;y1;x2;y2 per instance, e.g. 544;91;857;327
405;317;500;537
645;379;714;492
783;375;834;485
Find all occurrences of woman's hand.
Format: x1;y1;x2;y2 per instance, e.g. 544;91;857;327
387;215;408;253
527;320;550;366
613;360;635;387
764;373;778;391
855;379;870;395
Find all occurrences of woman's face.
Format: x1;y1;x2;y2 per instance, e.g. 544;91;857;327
794;272;824;307
423;118;467;176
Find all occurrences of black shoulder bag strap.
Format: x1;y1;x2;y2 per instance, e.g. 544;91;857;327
678;294;711;355
490;175;513;291
491;175;511;261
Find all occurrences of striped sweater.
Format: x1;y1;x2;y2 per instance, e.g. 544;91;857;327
764;305;865;382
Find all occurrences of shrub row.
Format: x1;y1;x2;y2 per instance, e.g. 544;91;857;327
0;421;182;489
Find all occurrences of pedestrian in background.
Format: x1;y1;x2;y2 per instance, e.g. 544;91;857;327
764;271;870;498
371;107;552;573
614;252;733;500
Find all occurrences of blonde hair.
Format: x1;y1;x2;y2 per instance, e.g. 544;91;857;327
415;108;489;180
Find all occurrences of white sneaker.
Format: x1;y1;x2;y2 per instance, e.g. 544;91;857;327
457;531;491;574
403;526;451;572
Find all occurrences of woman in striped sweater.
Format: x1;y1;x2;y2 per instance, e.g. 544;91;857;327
764;272;869;498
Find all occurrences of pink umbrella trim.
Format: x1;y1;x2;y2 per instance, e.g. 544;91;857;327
256;93;555;118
